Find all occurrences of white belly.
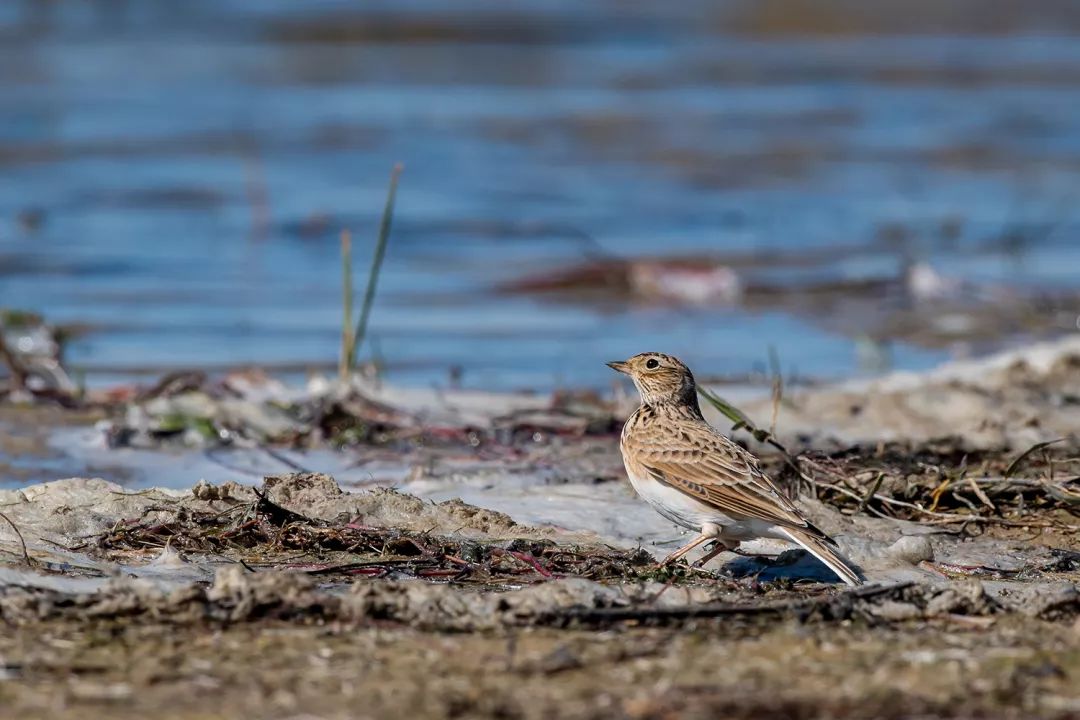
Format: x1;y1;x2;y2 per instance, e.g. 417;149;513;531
625;464;725;530
624;462;774;541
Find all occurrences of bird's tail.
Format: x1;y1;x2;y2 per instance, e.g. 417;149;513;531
780;527;864;586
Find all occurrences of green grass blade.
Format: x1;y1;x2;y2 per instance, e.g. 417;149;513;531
1004;438;1064;479
697;386;753;431
351;163;402;368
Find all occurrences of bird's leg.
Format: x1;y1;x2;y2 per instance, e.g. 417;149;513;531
693;539;736;568
659;533;712;566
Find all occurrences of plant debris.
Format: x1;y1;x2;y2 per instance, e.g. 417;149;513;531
776;440;1080;532
91;484;657;586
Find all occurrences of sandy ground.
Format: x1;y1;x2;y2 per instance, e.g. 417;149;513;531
2;338;1080;719
5;612;1080;719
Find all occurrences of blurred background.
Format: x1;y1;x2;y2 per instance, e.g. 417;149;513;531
2;0;1079;392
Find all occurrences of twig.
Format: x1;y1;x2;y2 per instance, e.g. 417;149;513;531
243;145;270;243
854;472;885;515
252;487;312;526
339;228;354;381
928;475;952;512
820;477;1068;528
767;345;782;437
965;473;997;512
238;558;259;573
506;550;555;578
352;163;402;367
1043;480;1080;506
0;510;33;567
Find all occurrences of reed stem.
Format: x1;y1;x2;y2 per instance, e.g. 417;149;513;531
351;163;402;369
339;228;354;381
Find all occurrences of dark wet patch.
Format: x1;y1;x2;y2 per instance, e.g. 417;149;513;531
263;10;674;47
76;187;230;210
720;0;1080;36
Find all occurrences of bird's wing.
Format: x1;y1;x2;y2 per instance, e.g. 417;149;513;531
632;421;818;533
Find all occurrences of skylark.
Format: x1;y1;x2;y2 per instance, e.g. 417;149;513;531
608;352;863;586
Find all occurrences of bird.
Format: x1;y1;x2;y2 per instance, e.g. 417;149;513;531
607;352;863;586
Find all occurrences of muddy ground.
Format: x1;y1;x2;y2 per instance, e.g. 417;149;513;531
4;598;1080;719
2;339;1080;719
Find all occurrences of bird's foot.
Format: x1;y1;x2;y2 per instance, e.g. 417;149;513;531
691;539;737;568
658;533;712;567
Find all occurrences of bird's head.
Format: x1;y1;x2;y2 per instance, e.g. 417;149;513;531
607;352;698;407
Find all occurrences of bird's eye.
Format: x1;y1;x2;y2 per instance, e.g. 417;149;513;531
645;358;660;370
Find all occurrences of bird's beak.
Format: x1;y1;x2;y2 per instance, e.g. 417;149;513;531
606;360;630;375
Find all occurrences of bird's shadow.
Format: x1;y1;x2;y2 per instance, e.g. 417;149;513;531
717;549;846;585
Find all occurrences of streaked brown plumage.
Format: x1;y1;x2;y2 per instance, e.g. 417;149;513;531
608;352;863;586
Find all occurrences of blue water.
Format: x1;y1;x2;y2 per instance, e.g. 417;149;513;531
2;1;1080;391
